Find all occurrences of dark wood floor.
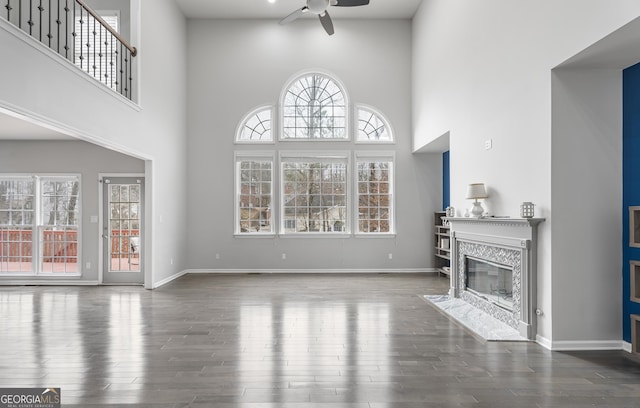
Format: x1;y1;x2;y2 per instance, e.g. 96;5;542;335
1;273;640;407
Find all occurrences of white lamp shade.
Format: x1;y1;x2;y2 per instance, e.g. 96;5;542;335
466;183;488;199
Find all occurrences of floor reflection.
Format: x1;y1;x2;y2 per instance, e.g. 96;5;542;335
239;300;389;404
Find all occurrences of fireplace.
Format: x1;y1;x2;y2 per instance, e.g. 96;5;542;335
447;217;543;340
465;256;514;311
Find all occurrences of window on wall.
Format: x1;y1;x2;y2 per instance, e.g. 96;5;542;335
356;153;394;234
0;175;80;275
356;105;393;143
282;73;347;140
281;154;349;234
235;153;274;234
74;11;120;90
236;106;273;143
234;70;395;236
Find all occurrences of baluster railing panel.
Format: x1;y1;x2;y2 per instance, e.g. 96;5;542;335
1;0;136;100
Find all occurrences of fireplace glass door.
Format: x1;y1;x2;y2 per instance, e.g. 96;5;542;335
465;256;513;310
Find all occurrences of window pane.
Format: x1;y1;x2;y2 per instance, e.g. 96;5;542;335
282;74;347;140
238;108;273;142
39;177;80;274
357;106;392;142
357;160;393;233
0;178;35;274
237;159;273;234
282;159;347;233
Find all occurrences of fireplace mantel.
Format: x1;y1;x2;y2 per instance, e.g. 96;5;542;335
445;217;545;340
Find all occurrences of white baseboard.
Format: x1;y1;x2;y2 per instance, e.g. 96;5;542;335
151;270;189;289
536;336;625;351
0;280;99;286
0;269;439;289
183;268;436;274
623;341;632;353
535;334;552;350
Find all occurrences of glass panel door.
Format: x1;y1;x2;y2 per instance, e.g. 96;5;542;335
103;177;143;284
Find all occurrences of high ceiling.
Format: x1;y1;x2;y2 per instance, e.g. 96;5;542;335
1;0;423;141
175;0;423;19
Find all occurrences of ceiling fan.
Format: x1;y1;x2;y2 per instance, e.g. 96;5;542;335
279;0;370;36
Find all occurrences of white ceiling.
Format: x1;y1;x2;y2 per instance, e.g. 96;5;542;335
175;0;423;20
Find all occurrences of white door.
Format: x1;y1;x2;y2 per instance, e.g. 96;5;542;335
102;177;144;284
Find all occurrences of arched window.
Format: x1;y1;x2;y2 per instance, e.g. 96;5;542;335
356;105;393;143
234;71;395;236
281;73;348;140
236;106;273;143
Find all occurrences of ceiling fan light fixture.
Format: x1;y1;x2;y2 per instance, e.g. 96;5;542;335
279;0;369;34
307;0;330;14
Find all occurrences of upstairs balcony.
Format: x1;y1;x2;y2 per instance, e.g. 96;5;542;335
2;0;137;100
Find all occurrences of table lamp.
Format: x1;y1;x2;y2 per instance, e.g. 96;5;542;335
466;183;488;218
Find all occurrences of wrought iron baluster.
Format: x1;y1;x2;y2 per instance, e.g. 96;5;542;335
109;32;113;88
5;0;11;22
71;0;76;63
128;49;132;99
92;16;96;78
37;0;42;42
47;0;51;47
124;50;129;97
28;0;33;35
119;42;123;95
64;0;68;58
99;23;103;84
56;0;60;53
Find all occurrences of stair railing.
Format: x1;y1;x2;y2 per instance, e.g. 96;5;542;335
3;0;137;100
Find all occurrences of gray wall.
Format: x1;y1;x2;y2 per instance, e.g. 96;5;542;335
0;140;144;282
551;68;623;344
186;19;440;271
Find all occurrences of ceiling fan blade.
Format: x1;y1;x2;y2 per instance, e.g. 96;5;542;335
333;0;369;6
279;6;308;25
318;11;334;35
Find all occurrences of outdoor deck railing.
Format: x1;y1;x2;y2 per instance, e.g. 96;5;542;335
2;0;137;99
0;229;139;261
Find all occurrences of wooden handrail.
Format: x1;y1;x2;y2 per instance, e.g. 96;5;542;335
75;0;137;57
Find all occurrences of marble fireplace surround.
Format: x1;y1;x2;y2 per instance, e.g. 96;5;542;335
446;217;544;340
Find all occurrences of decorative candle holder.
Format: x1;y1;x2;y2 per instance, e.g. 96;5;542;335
520;202;535;218
445;206;455;217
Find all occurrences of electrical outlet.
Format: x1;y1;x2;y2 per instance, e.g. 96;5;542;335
170;258;174;265
484;139;493;150
282;253;287;260
86;262;91;269
388;253;393;260
215;253;220;260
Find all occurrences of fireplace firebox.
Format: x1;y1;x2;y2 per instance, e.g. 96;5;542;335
465;256;514;311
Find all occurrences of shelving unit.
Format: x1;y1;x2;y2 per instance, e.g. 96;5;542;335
434;211;450;276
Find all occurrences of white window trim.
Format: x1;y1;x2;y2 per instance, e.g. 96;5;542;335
235;105;275;145
354;152;396;236
279;151;351;237
279;70;351;142
0;173;82;276
354;104;395;145
234;151;276;237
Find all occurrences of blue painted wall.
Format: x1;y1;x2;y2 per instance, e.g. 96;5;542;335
623;62;640;342
442;150;450;210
